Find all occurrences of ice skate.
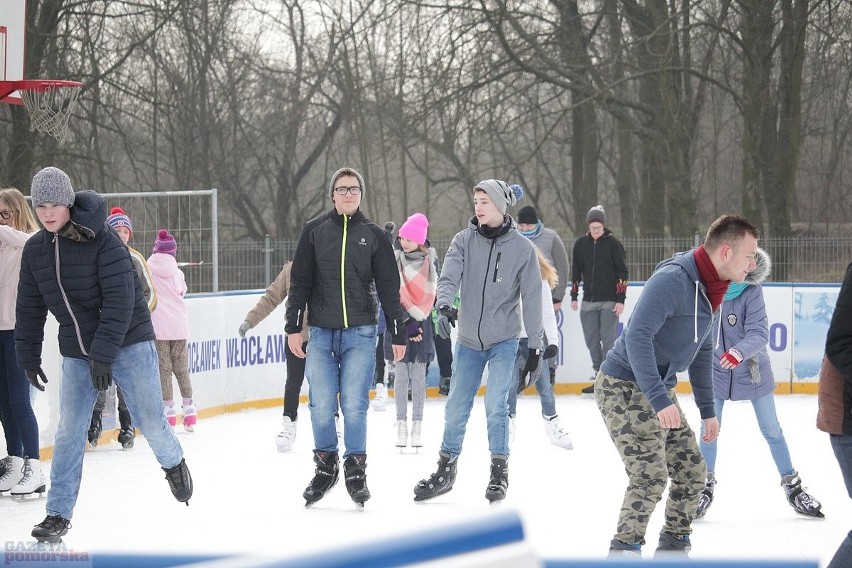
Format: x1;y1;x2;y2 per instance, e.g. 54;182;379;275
304;450;339;508
414;452;456;502
544;416;573;449
395;420;408;449
87;415;102;448
371;383;387;411
438;376;451;396
182;399;197;432
581;377;596;398
118;427;135;450
10;458;46;499
32;515;71;544
163;458;193;505
655;531;691;557
0;455;11;478
276;416;297;452
782;472;824;519
695;473;716;519
485;456;509;504
608;538;641;558
164;400;177;428
0;456;24;493
344;454;371;511
410;421;423;450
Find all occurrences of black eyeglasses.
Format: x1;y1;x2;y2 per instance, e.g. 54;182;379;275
0;210;11;220
333;186;362;195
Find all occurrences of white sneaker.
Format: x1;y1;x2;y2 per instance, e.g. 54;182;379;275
371;383;387;411
544;416;573;449
276;417;297;452
10;458;46;496
395;420;408;448
0;456;25;492
410;420;423;448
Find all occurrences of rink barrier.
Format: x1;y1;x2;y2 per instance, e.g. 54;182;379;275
544;562;817;568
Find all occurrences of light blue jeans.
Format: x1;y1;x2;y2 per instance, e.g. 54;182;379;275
507;338;557;417
48;341;183;520
306;325;377;457
441;338;519;459
699;392;794;477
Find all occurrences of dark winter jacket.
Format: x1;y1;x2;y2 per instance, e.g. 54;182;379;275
714;248;776;401
285;208;407;344
570;229;628;303
600;250;716;419
818;261;852;435
15;190;155;369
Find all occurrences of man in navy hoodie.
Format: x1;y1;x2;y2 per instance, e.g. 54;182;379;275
595;214;758;556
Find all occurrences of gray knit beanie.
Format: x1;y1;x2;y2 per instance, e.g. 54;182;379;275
31;167;75;208
475;179;524;215
328;167;366;198
586;205;606;225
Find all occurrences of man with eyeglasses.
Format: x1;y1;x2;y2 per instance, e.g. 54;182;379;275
285;167;408;510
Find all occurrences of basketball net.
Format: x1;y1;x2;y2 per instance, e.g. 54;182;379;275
1;80;82;144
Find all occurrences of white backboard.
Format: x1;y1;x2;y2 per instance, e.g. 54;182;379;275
0;0;27;103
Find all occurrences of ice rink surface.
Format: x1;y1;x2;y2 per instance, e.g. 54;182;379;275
0;392;845;565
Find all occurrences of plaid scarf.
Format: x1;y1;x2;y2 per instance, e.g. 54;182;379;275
395;247;438;321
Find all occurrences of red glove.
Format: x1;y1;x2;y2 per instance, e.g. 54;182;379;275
720;348;743;368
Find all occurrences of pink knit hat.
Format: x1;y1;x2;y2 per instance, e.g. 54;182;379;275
398;213;429;246
153;229;177;257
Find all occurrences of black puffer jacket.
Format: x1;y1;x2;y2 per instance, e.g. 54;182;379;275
15;190;155;369
285;208;406;344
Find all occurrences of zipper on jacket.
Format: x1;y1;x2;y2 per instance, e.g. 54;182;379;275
340;214;349;328
589;238;597;300
492;251;502;283
53;235;89;356
477;239;497;349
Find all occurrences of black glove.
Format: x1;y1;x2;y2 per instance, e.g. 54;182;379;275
404;318;422;339
25;367;48;392
522;348;541;376
90;360;113;391
436;305;458;339
518;371;529;394
543;344;558;360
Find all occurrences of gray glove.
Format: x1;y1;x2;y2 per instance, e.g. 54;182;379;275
238;320;251;337
436;305;458;339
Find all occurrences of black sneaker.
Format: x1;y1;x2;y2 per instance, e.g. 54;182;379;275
163;458;193;505
32;515;71;543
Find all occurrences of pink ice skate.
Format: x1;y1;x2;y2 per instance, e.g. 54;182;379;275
164;401;177;428
182;400;197;432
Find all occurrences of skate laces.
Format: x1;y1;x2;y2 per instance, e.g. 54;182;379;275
38;516;70;532
18;460;33;484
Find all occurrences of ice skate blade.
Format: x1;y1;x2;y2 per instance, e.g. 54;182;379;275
183;425;195;433
354;502;365;511
11;486;47;500
121;442;134;450
795;509;825;519
488;499;504;506
33;536;63;544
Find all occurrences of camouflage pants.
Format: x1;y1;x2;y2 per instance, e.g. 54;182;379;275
595;372;706;545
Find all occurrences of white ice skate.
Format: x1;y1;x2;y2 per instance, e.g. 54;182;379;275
395;420;408;449
544;416;573;450
371;383;387;411
0;456;24;493
10;458;46;500
410;420;423;450
276;417;297;452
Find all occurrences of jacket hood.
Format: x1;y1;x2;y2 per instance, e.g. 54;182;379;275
654;249;700;282
69;190;108;236
745;247;771;285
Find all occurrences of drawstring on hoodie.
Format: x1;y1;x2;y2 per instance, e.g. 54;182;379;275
715;306;723;349
693;280;699;342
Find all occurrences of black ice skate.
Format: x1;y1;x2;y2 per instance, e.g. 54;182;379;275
304;450;339;508
117;427;135;450
32;515;71;543
414;452;457;502
655;531;691;557
438;377;451;396
485;455;509;504
163;458;193;505
87;415;102;448
344;454;371;511
782;472;824;519
695;473;716;519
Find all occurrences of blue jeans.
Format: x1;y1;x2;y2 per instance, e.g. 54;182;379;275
441;338;519;458
306;325;377;457
699;392;794;477
828;434;852;568
507;338;557;417
48;341;184;520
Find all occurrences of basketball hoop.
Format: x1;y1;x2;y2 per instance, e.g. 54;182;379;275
0;79;82;144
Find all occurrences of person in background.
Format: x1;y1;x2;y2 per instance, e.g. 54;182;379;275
148;229;195;432
413;180;542;505
507;247;572;450
818;260;852;567
696;247;823;519
596;214;757;556
571;205;628;395
372;221;397;412
0;188;42;496
238;260;310;451
285;167;407;510
388;213;437;450
87;207;157;450
516;205;570;385
17;167;191;543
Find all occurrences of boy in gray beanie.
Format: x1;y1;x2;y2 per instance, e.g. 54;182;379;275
30;167;75;208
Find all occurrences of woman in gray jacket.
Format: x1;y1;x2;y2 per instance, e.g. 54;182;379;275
697;247;823;519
